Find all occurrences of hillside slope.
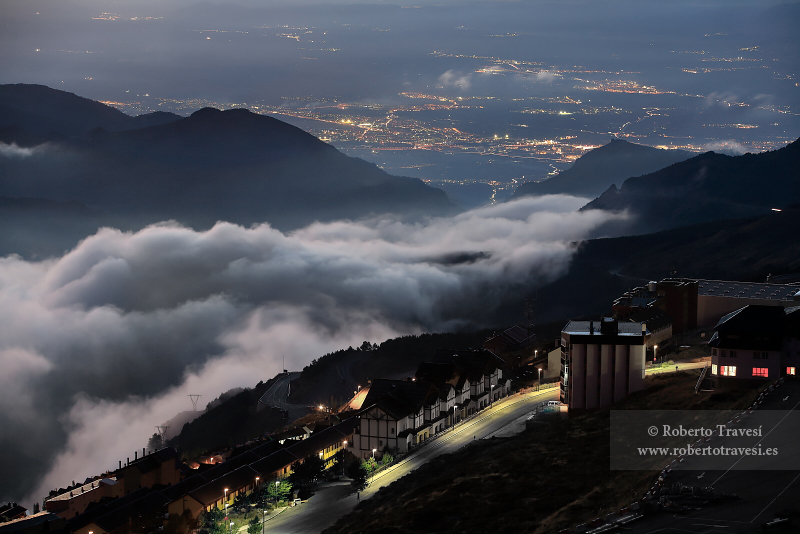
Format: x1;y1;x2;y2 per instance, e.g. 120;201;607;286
0;83;180;140
582;138;800;234
533;206;800;323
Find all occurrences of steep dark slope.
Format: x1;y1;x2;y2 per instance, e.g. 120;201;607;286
0;84;181;140
582;138;800;234
512;139;692;199
533;206;800;323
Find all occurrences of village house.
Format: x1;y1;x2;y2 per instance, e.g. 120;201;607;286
709;305;800;385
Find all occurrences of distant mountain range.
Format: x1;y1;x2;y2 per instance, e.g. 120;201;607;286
582;138;800;234
0;84;456;256
511;139;692;200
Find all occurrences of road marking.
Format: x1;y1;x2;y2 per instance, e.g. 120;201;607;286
749;471;800;524
710;398;800;488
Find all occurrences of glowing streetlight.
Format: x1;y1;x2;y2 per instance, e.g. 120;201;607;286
537;367;542;391
654;344;658;366
224;488;228;522
372;448;377;458
343;440;347;448
490;384;494;407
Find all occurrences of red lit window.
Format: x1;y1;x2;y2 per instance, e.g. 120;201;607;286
788;367;796;376
720;366;737;377
752;367;769;378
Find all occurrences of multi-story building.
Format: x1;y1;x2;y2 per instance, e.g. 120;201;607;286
354;350;510;459
560;318;648;410
709;305;800;385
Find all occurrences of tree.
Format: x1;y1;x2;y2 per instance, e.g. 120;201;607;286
266;480;292;504
381;453;394;466
247;516;260;534
288;456;325;487
147;432;163;451
165;509;200;534
346;460;366;489
198;508;225;534
361;457;378;474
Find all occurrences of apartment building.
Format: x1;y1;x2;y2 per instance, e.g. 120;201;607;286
560;318;648;410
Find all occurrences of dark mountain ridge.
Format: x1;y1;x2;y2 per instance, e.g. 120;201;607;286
0;85;456;256
582;138;800;234
512;139;692;200
0;84;181;141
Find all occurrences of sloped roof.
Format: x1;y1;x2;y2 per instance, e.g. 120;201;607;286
92;492;169;533
158;475;209;503
188;466;260;506
249;450;298;479
285;420;354;459
67;488;152;532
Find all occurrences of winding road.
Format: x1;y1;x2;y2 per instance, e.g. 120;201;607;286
258;372;310;423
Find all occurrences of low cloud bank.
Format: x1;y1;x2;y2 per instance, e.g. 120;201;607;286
0;195;624;505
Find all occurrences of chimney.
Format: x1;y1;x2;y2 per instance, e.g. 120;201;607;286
143;448;146;457
119;460;122;469
127;457;130;466
134;451;137;460
589;321;594;335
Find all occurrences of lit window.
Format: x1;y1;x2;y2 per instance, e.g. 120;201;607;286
753;367;769;378
720;366;737;377
712;364;718;375
788;367;796;376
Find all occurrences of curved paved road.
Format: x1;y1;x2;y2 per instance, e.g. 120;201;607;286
263;387;559;533
258;372;310;423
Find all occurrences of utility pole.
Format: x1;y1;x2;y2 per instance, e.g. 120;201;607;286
155;426;170;445
525;295;536;347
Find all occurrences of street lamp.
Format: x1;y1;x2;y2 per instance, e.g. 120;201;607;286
372;448;376;458
274;481;279;507
537;368;542;391
261;510;266;534
224;488;228;518
490;384;494;407
343;440;347;448
654;345;659;367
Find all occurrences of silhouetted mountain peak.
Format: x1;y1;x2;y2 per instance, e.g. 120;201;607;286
512;139;692;199
0;83;181;139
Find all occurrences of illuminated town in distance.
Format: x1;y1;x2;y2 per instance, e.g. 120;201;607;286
25;3;796;207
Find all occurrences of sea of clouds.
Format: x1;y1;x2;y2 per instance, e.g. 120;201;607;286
0;195;625;505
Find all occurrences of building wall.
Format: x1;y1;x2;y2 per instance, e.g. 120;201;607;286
545;348;561;380
45;480;123;519
710;348;781;381
561;335;646;410
359;407;400;458
647;324;673;348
